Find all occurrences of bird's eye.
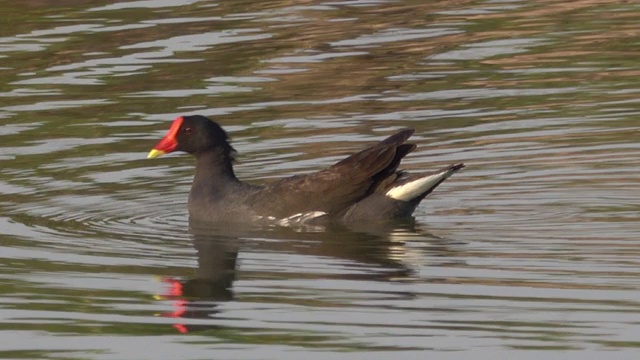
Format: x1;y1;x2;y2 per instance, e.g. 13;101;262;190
183;127;192;134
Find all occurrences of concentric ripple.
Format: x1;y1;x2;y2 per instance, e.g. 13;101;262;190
3;187;191;263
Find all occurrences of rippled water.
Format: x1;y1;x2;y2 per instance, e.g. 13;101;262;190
1;0;640;358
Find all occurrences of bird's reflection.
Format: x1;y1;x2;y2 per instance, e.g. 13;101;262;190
156;219;461;333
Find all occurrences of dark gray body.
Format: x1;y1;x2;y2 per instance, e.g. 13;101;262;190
184;126;464;225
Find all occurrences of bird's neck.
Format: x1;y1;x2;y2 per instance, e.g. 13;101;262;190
191;148;240;195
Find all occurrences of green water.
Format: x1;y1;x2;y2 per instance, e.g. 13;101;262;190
1;0;640;358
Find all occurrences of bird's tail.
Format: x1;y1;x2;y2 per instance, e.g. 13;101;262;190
385;163;465;202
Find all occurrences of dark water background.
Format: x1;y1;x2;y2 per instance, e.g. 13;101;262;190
1;0;640;358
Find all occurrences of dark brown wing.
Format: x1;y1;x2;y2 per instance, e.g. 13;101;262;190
250;129;415;218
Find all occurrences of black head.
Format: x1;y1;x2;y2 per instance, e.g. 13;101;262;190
148;115;236;160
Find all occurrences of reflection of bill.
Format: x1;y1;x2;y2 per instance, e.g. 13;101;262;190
154;274;235;334
155;277;188;334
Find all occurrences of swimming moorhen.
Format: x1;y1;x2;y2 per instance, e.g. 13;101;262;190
148;115;464;225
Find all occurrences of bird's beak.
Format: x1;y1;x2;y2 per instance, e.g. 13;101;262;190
147;149;166;159
147;117;184;159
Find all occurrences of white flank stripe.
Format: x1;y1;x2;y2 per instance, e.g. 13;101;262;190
385;172;449;201
277;211;327;226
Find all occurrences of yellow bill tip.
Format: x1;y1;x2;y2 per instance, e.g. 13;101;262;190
147;149;166;159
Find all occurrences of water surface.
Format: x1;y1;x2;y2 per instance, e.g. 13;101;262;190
1;0;640;358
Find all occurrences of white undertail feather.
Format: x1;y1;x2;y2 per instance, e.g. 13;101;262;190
385;170;453;201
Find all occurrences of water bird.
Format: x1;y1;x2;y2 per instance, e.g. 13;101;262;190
148;115;464;225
